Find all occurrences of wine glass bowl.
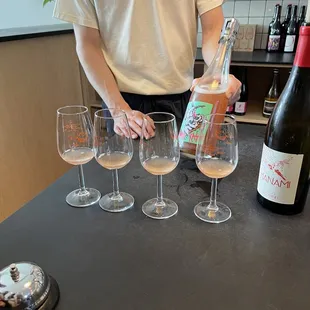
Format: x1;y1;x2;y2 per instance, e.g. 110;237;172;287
139;112;180;220
94;109;134;213
56;105;101;207
194;114;238;223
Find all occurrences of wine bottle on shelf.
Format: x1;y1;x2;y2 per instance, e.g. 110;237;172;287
263;69;280;118
298;5;307;27
226;104;234;115
257;19;310;215
295;6;307;48
234;68;248;116
280;4;292;51
284;5;298;52
179;19;239;157
267;4;282;52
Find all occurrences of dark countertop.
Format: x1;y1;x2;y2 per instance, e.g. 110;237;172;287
1;124;309;310
1;26;294;67
196;48;295;67
0;24;73;42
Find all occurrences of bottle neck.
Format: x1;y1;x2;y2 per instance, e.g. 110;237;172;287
271;72;279;91
202;38;233;90
275;6;281;21
291;6;297;21
299;7;306;20
273;5;279;20
294;26;310;68
285;6;292;21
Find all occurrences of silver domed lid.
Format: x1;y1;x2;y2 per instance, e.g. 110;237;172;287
0;262;50;309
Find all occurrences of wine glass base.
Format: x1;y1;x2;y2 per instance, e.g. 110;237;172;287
99;192;134;213
142;198;178;220
66;188;101;208
194;201;231;224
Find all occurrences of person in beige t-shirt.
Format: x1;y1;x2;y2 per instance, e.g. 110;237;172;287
54;0;241;138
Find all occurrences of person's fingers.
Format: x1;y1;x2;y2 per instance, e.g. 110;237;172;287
128;119;141;139
226;75;242;104
190;78;201;91
129;111;144;127
145;116;155;137
145;115;155;130
114;125;124;137
230;91;241;104
141;118;155;140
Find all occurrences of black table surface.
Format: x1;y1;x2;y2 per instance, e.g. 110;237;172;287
1;124;309;310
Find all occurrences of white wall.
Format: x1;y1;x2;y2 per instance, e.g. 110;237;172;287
0;0;65;29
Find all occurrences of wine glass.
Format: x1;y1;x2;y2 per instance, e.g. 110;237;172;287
139;112;180;220
57;106;101;207
94;108;134;212
194;114;238;223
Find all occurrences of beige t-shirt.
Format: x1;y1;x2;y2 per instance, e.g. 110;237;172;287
54;0;222;95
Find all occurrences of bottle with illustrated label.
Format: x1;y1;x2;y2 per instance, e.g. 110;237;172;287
280;4;292;51
284;5;298;52
179;18;239;157
257;18;310;215
266;4;282;52
234;68;248;116
263;69;280;118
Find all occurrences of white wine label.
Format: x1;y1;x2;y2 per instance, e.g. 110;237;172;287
284;35;296;52
263;100;277;115
257;144;303;204
235;101;247;113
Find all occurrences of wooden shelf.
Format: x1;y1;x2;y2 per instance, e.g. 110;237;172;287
90;101;102;109
235;100;268;125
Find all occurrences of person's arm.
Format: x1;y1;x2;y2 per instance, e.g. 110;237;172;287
74;25;154;138
200;6;224;66
74;25;130;113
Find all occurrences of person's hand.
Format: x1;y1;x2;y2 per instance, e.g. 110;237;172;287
114;109;155;139
226;74;242;105
191;74;242;105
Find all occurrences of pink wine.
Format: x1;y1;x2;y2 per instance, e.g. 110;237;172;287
142;157;178;175
61;147;94;165
97;152;131;170
197;159;235;179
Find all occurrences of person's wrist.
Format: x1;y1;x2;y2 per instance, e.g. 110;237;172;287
110;101;131;116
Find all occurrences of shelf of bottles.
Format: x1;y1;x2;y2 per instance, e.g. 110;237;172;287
266;3;307;53
227;65;286;126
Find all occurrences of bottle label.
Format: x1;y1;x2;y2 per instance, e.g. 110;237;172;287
235;101;247;113
263;100;277;115
257;144;303;204
267;35;281;51
226;105;234;113
179;101;213;145
284;35;296;52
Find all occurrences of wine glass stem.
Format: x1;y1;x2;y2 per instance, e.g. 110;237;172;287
156;175;164;206
112;169;120;197
208;178;219;211
78;165;87;194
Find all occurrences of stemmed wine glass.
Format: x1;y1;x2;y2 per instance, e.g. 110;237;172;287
139;112;180;220
194;114;238;223
94;108;134;212
57;106;101;207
